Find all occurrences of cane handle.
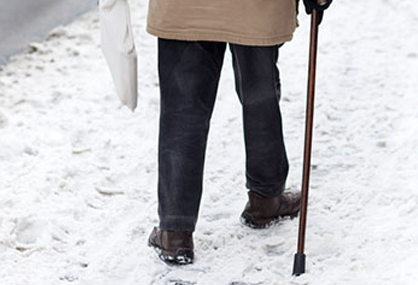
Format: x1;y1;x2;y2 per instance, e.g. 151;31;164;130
317;0;328;5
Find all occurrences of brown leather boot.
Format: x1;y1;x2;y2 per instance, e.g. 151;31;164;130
241;191;301;229
148;227;194;265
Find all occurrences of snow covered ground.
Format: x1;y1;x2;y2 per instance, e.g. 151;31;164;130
1;0;417;284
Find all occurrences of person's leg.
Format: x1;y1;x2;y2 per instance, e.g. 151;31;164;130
229;43;289;198
157;39;226;232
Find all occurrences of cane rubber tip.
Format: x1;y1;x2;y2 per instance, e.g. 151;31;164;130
292;253;306;276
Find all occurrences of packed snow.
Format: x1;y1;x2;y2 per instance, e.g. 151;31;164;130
1;0;418;284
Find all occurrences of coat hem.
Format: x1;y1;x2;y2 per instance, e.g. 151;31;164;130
147;26;295;46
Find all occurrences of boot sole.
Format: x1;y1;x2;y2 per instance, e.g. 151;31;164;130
148;241;194;265
240;212;299;229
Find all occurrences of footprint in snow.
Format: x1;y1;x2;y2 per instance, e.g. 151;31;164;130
0;110;8;128
166;280;195;285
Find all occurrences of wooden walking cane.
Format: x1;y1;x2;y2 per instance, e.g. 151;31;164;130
292;0;328;276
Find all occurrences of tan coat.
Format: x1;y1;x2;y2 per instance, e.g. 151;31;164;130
147;0;299;46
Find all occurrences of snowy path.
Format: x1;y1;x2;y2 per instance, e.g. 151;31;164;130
0;0;97;65
1;1;417;284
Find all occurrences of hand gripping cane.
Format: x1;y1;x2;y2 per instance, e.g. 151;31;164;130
292;0;329;276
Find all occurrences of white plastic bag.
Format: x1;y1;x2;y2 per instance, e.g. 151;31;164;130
100;0;138;111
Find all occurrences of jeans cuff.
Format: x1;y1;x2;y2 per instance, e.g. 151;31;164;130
246;181;286;198
159;215;197;232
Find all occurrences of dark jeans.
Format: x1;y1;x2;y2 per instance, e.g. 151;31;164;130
157;38;289;232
